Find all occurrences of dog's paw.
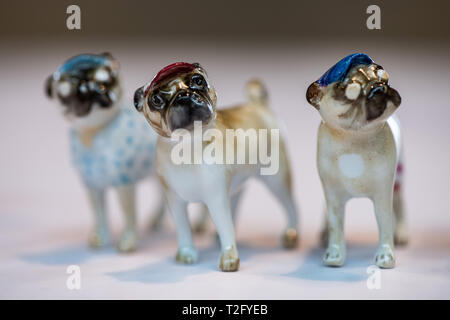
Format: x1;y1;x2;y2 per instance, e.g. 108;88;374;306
88;228;110;249
282;228;299;249
117;230;138;253
394;223;408;246
176;246;198;264
375;244;395;269
323;244;345;267
219;245;240;272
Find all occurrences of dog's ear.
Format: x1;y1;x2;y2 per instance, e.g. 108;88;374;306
45;75;54;98
101;52;114;60
209;85;217;107
101;52;119;71
134;86;145;112
306;82;322;109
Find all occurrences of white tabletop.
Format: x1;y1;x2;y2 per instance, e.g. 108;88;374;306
1;37;449;299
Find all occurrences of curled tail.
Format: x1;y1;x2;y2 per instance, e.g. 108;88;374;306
245;79;268;106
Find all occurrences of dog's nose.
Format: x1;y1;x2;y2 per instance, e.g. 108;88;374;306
74;81;112;107
366;83;388;121
367;82;387;99
168;90;212;132
78;82;90;96
173;90;191;107
173;90;208;109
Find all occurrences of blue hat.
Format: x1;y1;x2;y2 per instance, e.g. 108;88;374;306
316;53;373;87
58;54;110;76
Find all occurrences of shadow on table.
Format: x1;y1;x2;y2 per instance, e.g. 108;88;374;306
107;256;215;284
283;244;377;282
107;240;284;284
21;244;116;265
19;224;176;266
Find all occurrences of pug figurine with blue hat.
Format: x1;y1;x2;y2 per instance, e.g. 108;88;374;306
306;53;407;268
45;53;164;252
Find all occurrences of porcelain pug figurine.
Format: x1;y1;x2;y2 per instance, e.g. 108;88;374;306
306;53;407;268
45;53;164;252
134;62;299;271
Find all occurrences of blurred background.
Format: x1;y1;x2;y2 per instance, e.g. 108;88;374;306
1;0;450;299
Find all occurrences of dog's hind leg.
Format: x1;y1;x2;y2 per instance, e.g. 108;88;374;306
116;184;139;252
259;163;299;249
393;162;408;246
86;187;110;249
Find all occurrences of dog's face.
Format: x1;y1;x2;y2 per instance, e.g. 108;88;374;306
307;55;401;131
134;62;217;138
45;53;122;129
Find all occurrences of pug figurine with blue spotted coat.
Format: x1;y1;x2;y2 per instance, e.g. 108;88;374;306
306;53;407;268
45;53;163;252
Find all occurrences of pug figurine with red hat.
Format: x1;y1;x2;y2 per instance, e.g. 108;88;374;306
306;53;407;268
134;62;299;271
45;53;166;252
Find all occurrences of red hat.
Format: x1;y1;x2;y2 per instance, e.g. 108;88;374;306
145;62;197;96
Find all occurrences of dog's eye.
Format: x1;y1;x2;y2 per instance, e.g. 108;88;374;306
190;74;206;90
150;93;165;109
377;69;389;81
94;68;110;83
345;82;361;100
57;81;72;97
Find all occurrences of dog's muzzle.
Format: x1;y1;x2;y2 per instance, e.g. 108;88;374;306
365;82;401;121
61;84;114;117
167;90;213;131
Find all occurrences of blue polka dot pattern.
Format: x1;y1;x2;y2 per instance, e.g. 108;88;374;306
70;107;157;190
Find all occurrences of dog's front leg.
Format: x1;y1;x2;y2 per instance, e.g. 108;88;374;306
393;188;408;246
205;194;239;272
373;191;396;268
86;187;110;248
195;190;243;236
323;191;346;267
166;190;197;264
116;184;138;252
